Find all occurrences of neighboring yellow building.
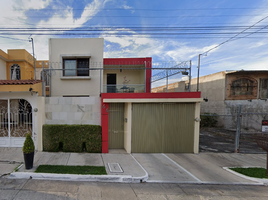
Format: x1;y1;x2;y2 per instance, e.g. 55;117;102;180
0;49;49;96
0;48;47;149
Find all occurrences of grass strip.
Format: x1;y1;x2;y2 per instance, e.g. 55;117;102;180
230;167;268;179
35;165;107;175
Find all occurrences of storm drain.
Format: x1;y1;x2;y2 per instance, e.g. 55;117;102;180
107;163;123;173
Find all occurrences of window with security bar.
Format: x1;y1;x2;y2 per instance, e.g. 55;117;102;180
231;78;254;96
259;79;268;99
63;58;89;76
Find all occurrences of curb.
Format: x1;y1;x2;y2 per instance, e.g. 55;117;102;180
223;167;268;185
8;172;137;183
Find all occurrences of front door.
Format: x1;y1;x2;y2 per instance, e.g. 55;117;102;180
107;74;116;93
108;103;124;149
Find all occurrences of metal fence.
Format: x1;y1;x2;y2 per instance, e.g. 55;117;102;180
200;104;267;153
37;60;192;97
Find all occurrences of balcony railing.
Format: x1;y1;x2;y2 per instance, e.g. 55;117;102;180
103;84;145;93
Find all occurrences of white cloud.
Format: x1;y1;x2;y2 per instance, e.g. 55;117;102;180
13;0;51;10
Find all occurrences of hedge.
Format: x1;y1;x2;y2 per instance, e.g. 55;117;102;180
43;124;102;153
200;113;218;127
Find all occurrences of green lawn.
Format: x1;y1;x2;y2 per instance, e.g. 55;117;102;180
230;167;268;179
35;165;107;175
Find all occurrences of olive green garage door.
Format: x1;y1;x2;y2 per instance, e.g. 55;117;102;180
108;103;125;149
131;103;195;153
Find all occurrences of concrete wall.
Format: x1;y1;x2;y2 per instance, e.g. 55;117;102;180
190;72;226;115
154;72;226;115
49;38;104;97
45;97;101;125
37;97;45;151
0;59;6;79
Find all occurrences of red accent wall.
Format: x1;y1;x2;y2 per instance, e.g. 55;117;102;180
101;103;109;153
101;92;201;99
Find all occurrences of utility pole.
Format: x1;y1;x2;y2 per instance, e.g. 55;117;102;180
197;54;201;92
189;60;191;92
29;38;36;80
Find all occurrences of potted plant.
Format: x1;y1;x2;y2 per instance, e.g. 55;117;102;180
23;133;35;169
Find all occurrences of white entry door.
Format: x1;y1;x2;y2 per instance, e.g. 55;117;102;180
0;99;33;147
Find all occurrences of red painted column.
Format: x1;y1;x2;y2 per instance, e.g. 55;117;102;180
101;102;109;153
145;57;152;93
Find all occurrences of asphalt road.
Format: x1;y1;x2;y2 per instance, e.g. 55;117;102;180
1;178;268;200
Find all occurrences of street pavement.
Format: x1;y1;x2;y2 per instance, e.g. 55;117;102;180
1;179;268;200
0;148;267;185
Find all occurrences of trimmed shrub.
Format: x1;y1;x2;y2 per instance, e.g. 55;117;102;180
200;113;218;127
23;133;35;154
43;125;102;153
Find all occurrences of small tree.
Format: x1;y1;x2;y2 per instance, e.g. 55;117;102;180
23;133;35;154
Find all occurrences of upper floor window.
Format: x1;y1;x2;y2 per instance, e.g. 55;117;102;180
63;58;89;76
259;78;268;99
10;64;21;80
231;78;254;95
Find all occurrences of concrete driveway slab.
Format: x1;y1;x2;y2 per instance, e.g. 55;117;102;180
132;154;200;183
166;153;260;184
33;152;70;166
67;153;103;166
102;154;145;177
0;148;23;162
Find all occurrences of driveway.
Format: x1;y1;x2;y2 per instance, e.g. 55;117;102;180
132;153;266;184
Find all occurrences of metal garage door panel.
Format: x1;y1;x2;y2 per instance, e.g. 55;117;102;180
162;103;195;153
132;103;195;153
132;103;163;153
109;103;124;149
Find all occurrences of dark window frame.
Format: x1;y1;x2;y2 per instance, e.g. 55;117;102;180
259;78;268;99
63;58;90;76
10;64;21;80
231;78;254;96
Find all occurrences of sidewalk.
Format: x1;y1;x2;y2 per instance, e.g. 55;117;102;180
0;148;267;185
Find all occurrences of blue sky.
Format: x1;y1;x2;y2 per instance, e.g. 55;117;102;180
0;0;268;87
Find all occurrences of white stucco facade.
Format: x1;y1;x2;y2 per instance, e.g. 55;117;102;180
49;38;104;97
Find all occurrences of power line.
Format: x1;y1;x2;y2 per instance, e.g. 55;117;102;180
14;7;268;11
0;36;28;42
201;15;268;55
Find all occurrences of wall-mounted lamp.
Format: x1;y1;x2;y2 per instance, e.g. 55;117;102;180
29;87;33;92
203;98;208;102
125;118;127;123
33;108;38;112
182;71;188;75
195;117;201;122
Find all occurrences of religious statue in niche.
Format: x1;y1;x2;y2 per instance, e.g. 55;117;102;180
122;76;130;86
121;76;131;92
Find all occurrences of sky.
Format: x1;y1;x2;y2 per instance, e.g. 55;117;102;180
0;0;268;87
